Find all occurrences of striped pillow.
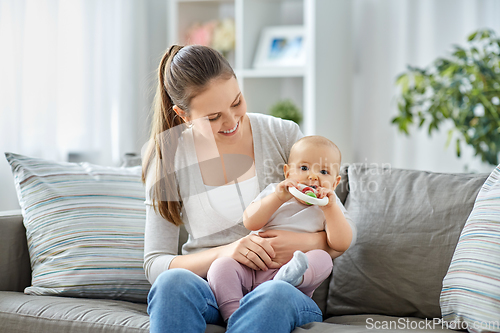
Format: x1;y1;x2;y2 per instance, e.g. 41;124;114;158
5;153;150;303
440;165;500;332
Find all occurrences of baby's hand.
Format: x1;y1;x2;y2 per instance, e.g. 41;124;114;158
316;187;337;210
275;179;298;202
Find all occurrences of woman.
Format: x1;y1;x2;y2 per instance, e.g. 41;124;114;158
142;45;343;333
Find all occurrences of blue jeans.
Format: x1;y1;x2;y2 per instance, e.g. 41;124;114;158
147;268;323;333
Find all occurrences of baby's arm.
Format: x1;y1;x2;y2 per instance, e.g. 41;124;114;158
243;179;298;231
317;188;353;252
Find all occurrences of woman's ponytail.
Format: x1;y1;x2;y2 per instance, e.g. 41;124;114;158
142;44;235;226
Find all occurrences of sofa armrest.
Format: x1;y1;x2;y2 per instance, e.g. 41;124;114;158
0;210;31;292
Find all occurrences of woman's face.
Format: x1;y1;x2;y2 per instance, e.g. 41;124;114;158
180;76;247;145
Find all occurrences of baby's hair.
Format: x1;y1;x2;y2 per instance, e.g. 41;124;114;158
289;136;342;172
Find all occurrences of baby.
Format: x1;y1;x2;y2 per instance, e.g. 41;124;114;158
207;135;355;322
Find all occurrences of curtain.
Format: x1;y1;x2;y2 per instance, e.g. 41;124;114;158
351;0;500;173
0;0;167;211
1;0;499;211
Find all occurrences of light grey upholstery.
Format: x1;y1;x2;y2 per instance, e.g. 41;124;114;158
327;164;488;319
0;211;31;292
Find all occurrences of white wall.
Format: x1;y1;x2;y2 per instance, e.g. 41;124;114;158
349;0;500;173
311;0;354;164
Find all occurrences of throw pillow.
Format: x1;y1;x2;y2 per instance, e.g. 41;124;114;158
440;165;500;333
326;164;488;319
5;152;149;303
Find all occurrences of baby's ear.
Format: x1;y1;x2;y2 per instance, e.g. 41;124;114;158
283;164;290;178
333;175;341;189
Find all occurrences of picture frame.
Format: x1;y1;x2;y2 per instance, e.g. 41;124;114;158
253;25;306;69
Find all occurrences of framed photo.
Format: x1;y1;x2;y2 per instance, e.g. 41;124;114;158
253;25;306;69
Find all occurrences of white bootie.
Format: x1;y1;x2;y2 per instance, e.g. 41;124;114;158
273;251;309;286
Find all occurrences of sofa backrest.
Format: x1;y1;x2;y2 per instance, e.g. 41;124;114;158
0;211;31;292
326;164;489;319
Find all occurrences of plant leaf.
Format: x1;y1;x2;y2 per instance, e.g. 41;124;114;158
445;129;454;148
468;31;478;41
391;28;500;165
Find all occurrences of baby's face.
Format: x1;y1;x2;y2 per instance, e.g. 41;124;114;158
284;143;341;191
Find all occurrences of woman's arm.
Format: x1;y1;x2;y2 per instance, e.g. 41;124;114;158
258;230;344;265
145;204;281;282
169;234;281;279
144;205;180;284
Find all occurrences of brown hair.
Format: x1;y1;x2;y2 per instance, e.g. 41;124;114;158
142;45;235;225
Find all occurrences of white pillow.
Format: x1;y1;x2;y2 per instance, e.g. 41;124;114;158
440;165;500;332
5;152;150;303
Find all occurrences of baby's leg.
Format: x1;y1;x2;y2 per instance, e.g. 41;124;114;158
297;249;333;297
253;267;280;288
207;257;253;321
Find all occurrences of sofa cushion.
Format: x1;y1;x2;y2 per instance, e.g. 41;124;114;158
440;165;500;332
0;291;150;333
325;314;457;331
326;164;489;319
0;291;456;333
5;153;150;303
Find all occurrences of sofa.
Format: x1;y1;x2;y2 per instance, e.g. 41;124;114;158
1;159;497;333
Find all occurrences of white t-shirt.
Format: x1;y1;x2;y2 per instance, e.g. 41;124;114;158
204;176;260;223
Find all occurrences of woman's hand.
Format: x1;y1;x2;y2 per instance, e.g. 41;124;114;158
258;229;345;265
220;234;281;271
257;229;313;265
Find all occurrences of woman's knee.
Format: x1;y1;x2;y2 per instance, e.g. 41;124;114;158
246;280;298;306
149;268;203;300
238;280;322;324
148;268;221;327
154;268;196;287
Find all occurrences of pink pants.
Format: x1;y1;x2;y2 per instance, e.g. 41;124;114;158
207;249;333;321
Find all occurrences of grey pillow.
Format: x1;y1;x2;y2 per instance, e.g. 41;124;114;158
326;164;489;319
6;153;149;303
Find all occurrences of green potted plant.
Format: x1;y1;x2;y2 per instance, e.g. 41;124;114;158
270;99;303;125
392;29;500;165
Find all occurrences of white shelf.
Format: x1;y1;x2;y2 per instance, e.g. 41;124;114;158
168;0;353;162
176;0;233;3
236;68;305;78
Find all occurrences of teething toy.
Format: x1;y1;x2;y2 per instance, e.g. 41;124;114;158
288;184;329;206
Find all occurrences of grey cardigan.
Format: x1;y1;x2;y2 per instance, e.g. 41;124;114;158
143;113;303;284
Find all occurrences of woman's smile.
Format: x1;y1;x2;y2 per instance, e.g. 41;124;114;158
219;120;239;136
